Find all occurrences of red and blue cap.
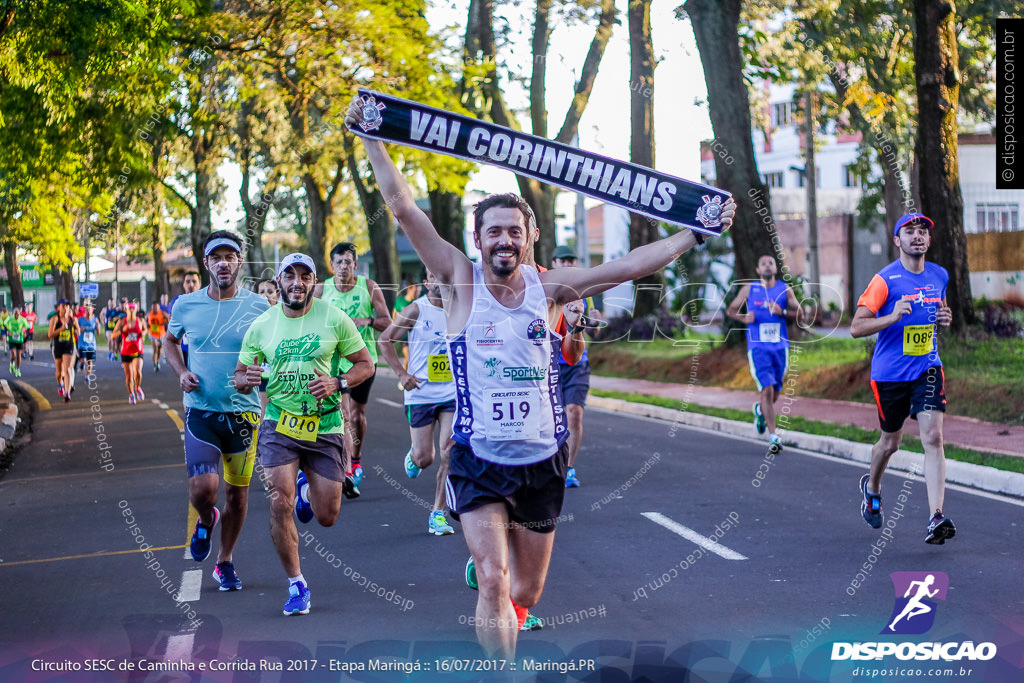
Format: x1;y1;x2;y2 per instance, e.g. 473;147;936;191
893;213;934;237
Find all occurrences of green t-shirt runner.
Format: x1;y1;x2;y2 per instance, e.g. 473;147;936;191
239;298;365;435
6;316;29;344
321;275;379;366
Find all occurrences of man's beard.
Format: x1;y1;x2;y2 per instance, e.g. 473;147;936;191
213;266;238;289
281;286;313;310
487;247;519;277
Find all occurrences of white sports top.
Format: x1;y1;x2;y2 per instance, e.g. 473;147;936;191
449;263;567;465
404;296;456;406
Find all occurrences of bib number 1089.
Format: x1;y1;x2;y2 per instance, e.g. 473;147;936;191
492;401;531;421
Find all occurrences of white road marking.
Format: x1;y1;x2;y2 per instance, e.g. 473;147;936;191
176;569;204;603
164;633;195;662
376;398;403;408
158;402;170;410
641;512;748;560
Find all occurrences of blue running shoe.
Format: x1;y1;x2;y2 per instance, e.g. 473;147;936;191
189;507;220;561
520;613;543;631
753;402;766;434
465;556;477;590
213;561;242;591
860;474;882;529
768;433;782;453
343;470;361;499
352;464;364;487
925;512;956;545
404;449;421;479
565;467;581;488
429;510;454;536
283;581;311;615
295;470;313;524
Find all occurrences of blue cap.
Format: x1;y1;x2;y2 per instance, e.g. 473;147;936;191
893;213;934;237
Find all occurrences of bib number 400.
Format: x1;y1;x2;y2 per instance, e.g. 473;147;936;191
491;401;532;422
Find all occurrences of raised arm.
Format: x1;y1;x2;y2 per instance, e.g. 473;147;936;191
346;101;470;286
726;284;754;324
540;204;733;305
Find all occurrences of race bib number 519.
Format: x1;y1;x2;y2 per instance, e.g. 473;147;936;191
486;389;540;441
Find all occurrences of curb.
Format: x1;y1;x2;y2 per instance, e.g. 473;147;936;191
0;380;19;452
588;395;1024;500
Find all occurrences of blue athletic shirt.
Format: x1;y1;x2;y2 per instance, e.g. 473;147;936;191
856;260;948;383
77;317;98;351
168;288;269;413
746;281;789;350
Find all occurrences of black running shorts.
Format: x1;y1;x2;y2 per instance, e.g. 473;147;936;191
445;442;569;534
257;423;347;482
871;365;946;433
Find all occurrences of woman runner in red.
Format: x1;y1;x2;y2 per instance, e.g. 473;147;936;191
113;301;146;404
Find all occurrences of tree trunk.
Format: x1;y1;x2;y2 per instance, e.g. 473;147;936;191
303;173;329;275
241;174;276;280
685;0;776;283
628;0;662;317
3;241;24;308
151;217;167;300
880;147;906;261
52;266;75;301
190;168;213;279
428;189;467;254
914;0;973;332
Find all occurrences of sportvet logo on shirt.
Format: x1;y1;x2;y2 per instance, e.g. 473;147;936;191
503;365;546;381
276;333;320;360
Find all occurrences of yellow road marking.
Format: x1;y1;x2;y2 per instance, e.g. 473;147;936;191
0;544;187;568
10;379;50;410
166;409;184;431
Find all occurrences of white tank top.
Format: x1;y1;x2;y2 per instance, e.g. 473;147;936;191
404;296;456;406
449;263;567;465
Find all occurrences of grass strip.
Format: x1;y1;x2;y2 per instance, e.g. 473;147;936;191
591;388;1024;475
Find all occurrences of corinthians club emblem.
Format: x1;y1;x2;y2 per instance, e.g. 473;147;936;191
695;194;724;228
357;95;386;133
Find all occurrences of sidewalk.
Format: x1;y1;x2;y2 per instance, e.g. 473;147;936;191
591;375;1024;458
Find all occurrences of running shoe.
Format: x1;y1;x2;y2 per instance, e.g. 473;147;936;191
189;507;221;561
404;449;421;479
155;362;160;372
128;394;136;405
213;561;242;591
465;556;477;590
295;470;314;524
565;467;581;488
860;474;882;529
753;402;766;434
768;433;783;453
57;384;64;397
352;463;364;487
108;352;115;362
925;512;956;545
283;580;311;615
342;470;361;499
8;363;13;373
14;368;20;377
428;510;454;536
136;387;145;400
520;613;543;632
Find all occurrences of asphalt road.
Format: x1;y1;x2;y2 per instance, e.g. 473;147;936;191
0;352;1021;683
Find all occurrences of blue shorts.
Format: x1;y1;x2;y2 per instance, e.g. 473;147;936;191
184;409;259;486
406;399;456;428
747;346;788;392
558;360;591;407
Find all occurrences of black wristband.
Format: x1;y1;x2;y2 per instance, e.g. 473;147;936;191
691;229;706;245
337;377;350;394
568;324;586;335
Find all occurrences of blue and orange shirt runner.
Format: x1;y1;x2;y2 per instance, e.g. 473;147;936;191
856;260;948;383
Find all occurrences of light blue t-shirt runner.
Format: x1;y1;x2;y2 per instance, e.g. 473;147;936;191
168;288;270;413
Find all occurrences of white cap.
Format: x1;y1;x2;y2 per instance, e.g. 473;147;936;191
203;236;243;257
276;253;317;278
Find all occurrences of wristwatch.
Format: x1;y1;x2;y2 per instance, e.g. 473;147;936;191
337;377;350;394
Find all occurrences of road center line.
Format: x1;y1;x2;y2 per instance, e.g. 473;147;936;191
164;633;195;662
376;398;403;408
641;512;748;560
176;569;204;603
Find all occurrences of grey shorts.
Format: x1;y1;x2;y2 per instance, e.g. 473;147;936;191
257;422;347;482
